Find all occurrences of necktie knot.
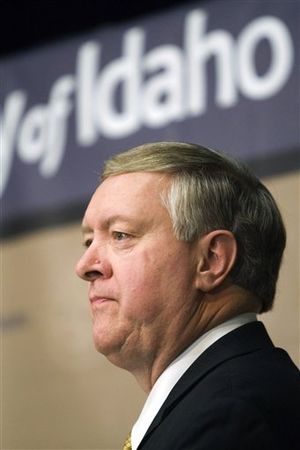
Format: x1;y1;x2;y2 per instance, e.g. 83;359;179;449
122;433;132;450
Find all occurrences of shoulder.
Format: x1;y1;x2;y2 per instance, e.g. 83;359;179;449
142;394;279;450
180;348;300;449
142;381;298;450
141;345;300;450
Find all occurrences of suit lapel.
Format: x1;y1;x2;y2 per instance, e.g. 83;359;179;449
139;321;274;447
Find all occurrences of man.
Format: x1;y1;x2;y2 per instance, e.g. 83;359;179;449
76;142;300;450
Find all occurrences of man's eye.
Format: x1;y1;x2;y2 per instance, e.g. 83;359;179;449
112;231;129;241
83;238;92;248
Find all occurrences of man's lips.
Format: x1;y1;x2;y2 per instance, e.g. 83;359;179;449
89;296;115;307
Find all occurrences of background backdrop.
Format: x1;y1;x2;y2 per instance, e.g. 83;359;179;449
1;1;299;449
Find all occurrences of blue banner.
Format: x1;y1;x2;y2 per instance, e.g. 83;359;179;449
1;1;299;236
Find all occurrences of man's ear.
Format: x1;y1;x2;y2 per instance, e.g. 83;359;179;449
195;230;237;292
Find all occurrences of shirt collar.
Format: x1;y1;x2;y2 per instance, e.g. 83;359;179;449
131;313;257;450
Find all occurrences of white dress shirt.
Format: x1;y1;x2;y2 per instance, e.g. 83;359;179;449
131;313;257;450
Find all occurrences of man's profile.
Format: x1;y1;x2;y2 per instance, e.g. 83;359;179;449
76;142;300;450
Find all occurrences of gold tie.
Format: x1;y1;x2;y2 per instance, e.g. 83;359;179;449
122;433;132;450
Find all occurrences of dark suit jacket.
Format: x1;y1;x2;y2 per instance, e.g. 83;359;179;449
138;322;300;450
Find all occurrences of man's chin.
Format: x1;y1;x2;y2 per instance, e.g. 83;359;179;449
92;329;121;357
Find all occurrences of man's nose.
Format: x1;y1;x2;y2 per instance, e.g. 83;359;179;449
75;245;112;281
76;251;99;281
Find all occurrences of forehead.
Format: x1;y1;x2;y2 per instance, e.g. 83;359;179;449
82;172;170;228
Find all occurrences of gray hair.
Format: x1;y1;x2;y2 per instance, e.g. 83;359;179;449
102;142;286;312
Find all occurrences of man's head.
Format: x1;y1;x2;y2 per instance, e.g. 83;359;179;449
76;142;286;389
102;142;286;312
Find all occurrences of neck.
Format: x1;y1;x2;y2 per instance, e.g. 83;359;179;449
113;285;260;393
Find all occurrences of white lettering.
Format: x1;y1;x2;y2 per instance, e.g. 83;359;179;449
76;42;100;145
0;91;26;195
143;45;184;127
16;75;75;179
186;10;238;116
17;105;48;163
41;75;75;176
0;8;295;199
237;16;294;99
95;28;144;138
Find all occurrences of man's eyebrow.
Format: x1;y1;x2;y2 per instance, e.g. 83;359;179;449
81;215;138;234
81;224;92;235
105;215;136;226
